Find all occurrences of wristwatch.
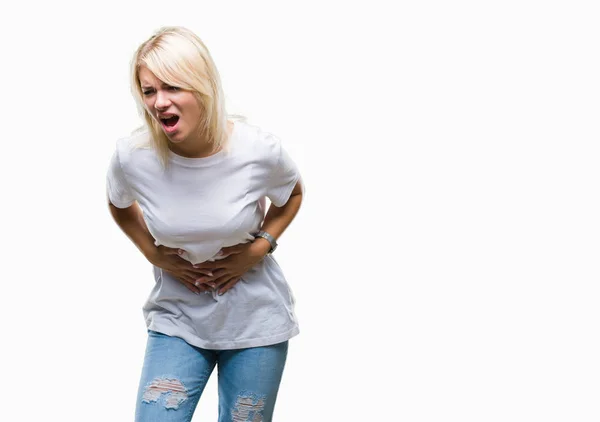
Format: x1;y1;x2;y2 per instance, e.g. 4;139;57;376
255;230;278;254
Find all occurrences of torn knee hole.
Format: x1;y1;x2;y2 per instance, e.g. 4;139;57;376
232;394;266;422
142;377;188;410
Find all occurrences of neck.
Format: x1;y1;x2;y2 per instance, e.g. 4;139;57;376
169;139;217;158
168;120;233;158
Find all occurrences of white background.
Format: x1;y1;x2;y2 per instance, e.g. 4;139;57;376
1;0;599;421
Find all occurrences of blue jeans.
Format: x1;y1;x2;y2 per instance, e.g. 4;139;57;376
135;330;288;422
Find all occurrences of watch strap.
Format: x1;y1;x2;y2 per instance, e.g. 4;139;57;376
255;230;277;253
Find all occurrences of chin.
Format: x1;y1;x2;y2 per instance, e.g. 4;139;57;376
166;132;185;143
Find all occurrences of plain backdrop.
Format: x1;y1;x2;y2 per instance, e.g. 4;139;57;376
1;0;599;421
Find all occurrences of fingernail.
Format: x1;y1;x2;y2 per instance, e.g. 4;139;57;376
193;264;199;268
178;249;184;254
194;281;200;287
207;272;213;277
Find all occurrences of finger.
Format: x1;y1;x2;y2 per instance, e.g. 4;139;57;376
212;274;235;289
201;268;228;278
190;272;220;288
175;273;209;293
190;268;226;284
181;272;205;284
219;245;244;256
192;277;212;287
218;277;240;295
193;281;211;293
193;277;216;289
178;262;213;276
187;276;213;293
193;262;224;271
180;279;204;295
179;270;198;279
189;268;219;279
160;245;186;256
181;268;213;279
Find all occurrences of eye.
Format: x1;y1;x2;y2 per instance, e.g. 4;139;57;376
142;89;154;96
167;86;180;92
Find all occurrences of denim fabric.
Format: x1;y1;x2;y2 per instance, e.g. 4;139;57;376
135;330;288;422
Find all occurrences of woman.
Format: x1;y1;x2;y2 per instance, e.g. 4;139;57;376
106;26;303;422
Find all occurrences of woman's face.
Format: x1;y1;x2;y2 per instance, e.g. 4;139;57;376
138;66;203;145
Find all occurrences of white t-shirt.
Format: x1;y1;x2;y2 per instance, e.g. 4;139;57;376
106;120;301;349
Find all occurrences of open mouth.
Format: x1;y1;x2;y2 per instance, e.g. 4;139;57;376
159;114;180;132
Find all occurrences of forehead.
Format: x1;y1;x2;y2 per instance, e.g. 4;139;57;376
138;66;164;86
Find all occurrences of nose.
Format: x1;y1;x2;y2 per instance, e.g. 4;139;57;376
154;90;171;111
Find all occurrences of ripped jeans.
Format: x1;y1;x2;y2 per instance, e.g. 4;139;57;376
135;330;288;422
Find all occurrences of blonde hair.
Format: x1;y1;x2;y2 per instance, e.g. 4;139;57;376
130;26;232;166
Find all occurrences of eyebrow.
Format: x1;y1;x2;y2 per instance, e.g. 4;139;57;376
140;82;174;90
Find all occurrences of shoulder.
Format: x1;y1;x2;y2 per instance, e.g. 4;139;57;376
114;129;155;168
233;121;282;162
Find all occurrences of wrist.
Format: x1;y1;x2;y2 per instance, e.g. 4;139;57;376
142;244;160;264
250;237;271;258
254;230;278;254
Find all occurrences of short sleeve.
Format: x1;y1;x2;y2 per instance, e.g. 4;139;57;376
262;133;301;207
106;146;136;208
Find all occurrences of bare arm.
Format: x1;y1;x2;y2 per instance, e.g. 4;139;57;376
192;178;304;294
251;179;304;256
108;199;209;293
108;200;158;261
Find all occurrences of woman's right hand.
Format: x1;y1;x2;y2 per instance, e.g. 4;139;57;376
147;245;213;294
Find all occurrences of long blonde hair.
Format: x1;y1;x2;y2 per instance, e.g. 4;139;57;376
130;26;231;166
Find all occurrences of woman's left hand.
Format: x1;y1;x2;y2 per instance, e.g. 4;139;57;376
193;240;271;295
